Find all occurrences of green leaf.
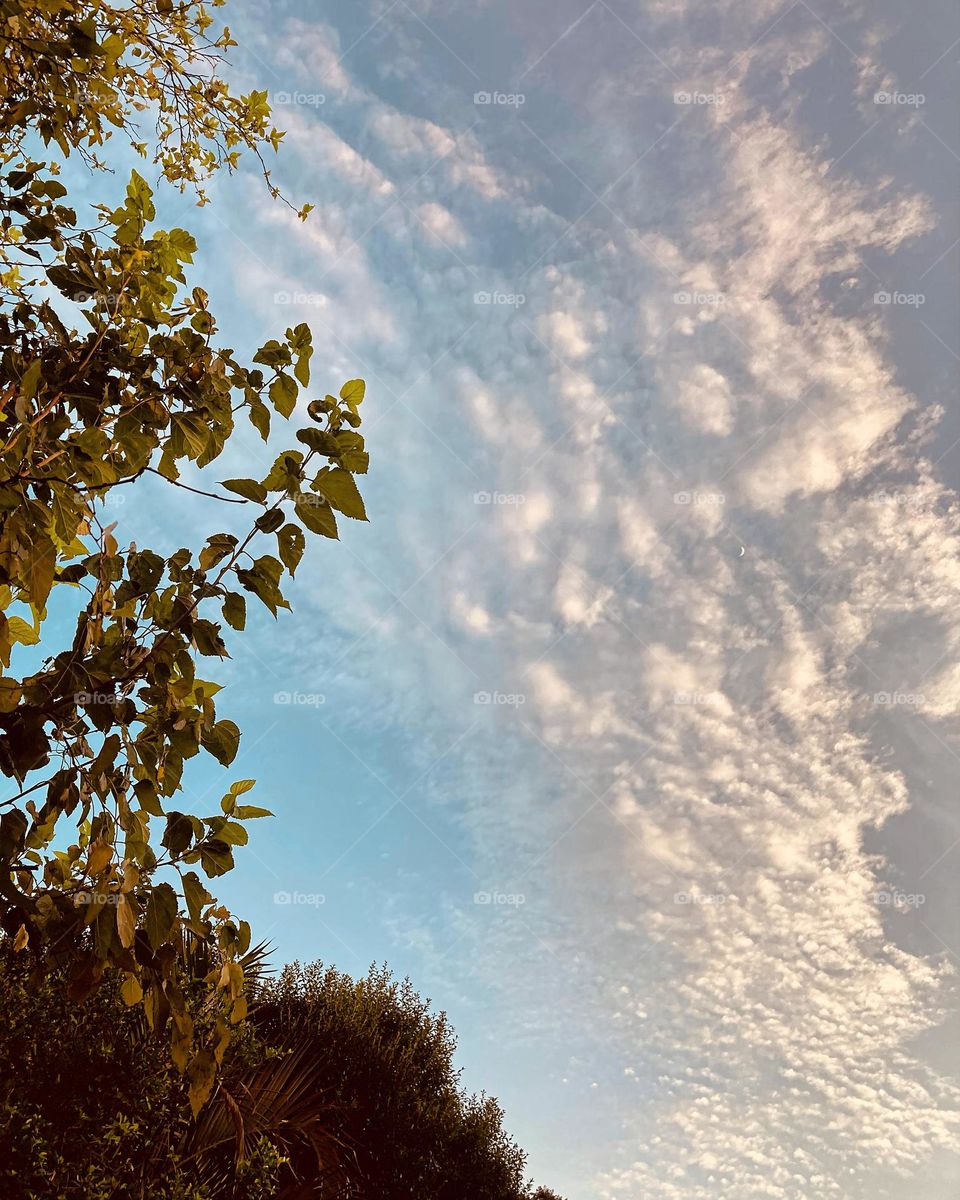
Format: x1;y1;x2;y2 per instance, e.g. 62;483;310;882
339;378;365;407
340;448;369;474
162;812;195;856
198;841;235;878
248;396;270;441
222;592;245;631
295;496;338;539
276;523;305;575
216;821;248;847
145;882;179;950
202;720;241;766
199;534;238;572
334;430;369;474
167;227;197;261
268;373;298;418
253;339;290;368
262;451;303;493
288;322;311;352
0;679;23;713
221;478;266;503
134;780;164;818
20;359;42;401
294;348;312;387
235;555;289;616
193;619;228;658
24;531;57;610
182;871;210;926
6;617;38;647
314;467;367;521
296;427;339;455
126;169;156;221
255;508;285;533
172;413;209;460
234;805;273;819
187;1050;217;1116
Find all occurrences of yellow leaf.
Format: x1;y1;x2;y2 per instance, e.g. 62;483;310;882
120;973;142;1006
12;924;28;951
116;892;137;948
171;1010;194;1072
87;840;112;876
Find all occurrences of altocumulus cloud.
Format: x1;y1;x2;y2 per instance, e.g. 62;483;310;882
189;1;960;1196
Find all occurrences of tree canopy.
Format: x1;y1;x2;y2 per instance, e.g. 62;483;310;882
256;962;532;1200
0;948;567;1200
0;0;367;1110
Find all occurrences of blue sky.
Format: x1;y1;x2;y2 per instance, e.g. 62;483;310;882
90;0;960;1195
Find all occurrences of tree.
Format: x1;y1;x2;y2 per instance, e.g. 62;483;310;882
0;0;368;1109
0;946;567;1200
255;962;534;1200
0;940;347;1199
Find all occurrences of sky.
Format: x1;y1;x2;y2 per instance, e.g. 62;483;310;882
92;0;960;1196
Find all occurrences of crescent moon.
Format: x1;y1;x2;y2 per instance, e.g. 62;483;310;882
737;545;746;557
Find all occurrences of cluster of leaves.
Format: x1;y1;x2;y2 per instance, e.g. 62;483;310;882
0;0;306;212
0;0;367;1111
256;962;545;1200
0;947;567;1200
0;940;342;1199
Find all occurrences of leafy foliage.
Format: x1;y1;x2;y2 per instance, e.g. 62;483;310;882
0;941;343;1199
0;0;306;213
0;0;368;1107
254;963;544;1200
0;948;565;1200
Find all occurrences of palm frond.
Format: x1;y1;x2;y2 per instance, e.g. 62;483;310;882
180;1036;354;1197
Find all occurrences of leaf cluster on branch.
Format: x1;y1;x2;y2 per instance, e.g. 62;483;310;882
0;0;366;1112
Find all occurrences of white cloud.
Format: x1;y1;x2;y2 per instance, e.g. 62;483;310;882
672;363;735;435
370;109;509;199
225;10;960;1197
272;19;356;98
414;200;468;245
